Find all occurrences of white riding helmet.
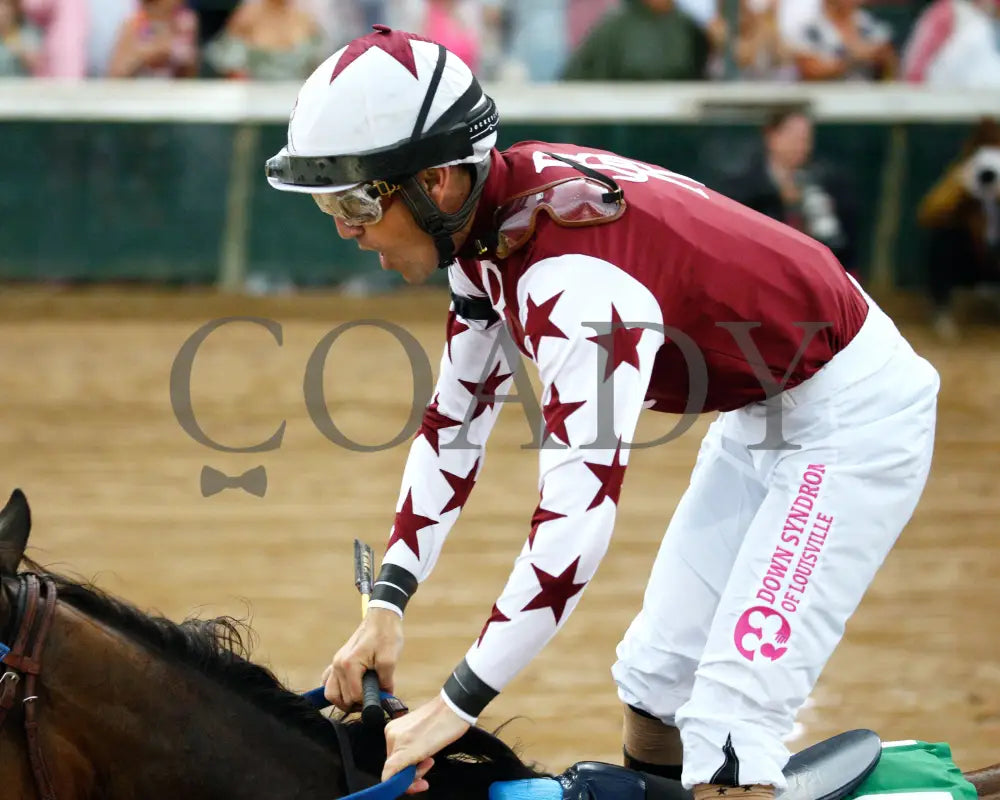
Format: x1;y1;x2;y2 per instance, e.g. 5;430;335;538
266;25;500;267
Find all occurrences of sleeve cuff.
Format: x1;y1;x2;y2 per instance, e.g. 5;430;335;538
441;658;499;723
371;563;419;616
440;688;479;726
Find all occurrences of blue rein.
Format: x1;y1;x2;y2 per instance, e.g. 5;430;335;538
302;685;338;709
302;685;417;800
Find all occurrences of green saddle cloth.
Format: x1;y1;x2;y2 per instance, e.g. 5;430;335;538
847;741;978;800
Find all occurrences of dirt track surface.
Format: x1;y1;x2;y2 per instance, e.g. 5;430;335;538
2;286;998;774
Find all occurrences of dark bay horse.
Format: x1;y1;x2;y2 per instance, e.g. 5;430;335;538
0;488;543;799
3;486;1000;800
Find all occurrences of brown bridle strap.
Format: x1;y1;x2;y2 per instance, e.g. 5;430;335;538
0;573;60;800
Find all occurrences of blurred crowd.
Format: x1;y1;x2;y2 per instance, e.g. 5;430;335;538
2;0;998;338
0;0;997;87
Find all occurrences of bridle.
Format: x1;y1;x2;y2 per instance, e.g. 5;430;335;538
0;572;59;800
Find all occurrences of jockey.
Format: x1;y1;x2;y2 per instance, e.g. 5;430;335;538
266;26;941;800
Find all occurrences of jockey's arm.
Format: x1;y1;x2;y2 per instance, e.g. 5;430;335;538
437;255;665;723
370;264;512;616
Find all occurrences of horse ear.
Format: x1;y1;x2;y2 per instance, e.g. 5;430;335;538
0;489;31;575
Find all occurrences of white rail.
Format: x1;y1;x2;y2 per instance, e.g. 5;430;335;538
0;78;997;124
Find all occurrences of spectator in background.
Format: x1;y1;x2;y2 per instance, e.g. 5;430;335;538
902;0;1000;88
566;0;617;50
562;0;709;80
21;0;86;77
187;0;239;52
204;0;324;80
918;118;1000;341
297;0;380;54
710;0;796;79
678;0;716;28
723;108;858;276
501;0;569;81
422;0;480;71
0;0;43;75
108;0;199;77
87;0;137;76
788;0;897;81
777;0;820;43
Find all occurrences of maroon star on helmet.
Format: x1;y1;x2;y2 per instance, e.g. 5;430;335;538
446;308;470;363
521;558;586;624
416;394;461;455
543;384;585;446
587;305;645;381
528;503;567;550
584;440;627;510
476;603;511;647
459;362;512;420
330;25;431;82
524;291;568;357
440;458;479;514
386;489;438;559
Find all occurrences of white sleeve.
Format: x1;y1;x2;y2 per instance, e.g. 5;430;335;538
440;254;665;723
370;263;513;617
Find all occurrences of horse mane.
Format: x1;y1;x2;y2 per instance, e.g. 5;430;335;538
341;715;549;795
16;558;549;793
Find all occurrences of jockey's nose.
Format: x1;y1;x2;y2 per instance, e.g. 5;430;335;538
334;217;364;240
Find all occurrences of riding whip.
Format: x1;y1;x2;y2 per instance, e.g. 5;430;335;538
354;538;385;729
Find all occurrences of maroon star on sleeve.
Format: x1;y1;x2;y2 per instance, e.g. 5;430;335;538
477;603;511;646
440;458;479;514
584;440;627;510
586;304;645;380
458;362;512;420
542;384;586;446
524;291;568;357
528;504;567;549
521;558;586;624
387;489;438;559
446;308;470;363
416;394;461;455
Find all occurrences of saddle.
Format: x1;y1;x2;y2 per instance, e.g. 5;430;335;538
490;729;882;800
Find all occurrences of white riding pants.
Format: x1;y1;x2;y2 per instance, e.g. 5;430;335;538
611;290;940;790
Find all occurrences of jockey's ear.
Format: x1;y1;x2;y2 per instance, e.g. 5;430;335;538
0;489;31;575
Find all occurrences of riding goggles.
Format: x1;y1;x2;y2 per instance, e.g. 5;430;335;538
312;180;400;226
495;176;626;258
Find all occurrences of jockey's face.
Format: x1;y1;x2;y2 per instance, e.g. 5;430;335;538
331;166;474;285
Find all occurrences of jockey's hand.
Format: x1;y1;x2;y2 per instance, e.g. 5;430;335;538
382;694;470;793
323;607;403;712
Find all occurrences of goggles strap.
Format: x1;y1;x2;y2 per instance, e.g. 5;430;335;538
541;152;624;205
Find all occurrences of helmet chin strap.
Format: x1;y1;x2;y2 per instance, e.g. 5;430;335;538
398;159;491;269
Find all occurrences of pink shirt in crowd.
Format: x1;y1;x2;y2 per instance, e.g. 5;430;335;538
423;2;479;73
22;0;87;77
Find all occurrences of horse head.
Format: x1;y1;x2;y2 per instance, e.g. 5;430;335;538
0;487;545;799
